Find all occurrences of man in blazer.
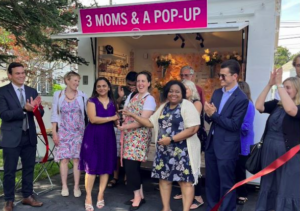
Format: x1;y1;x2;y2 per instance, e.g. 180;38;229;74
204;60;248;211
0;62;44;211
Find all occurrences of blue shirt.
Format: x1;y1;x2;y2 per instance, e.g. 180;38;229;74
240;101;255;155
218;84;239;114
212;84;238;135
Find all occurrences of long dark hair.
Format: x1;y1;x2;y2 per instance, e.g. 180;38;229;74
238;81;252;102
91;77;117;112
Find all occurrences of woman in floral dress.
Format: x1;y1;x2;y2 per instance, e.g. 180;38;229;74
118;71;156;211
51;71;87;198
123;80;201;211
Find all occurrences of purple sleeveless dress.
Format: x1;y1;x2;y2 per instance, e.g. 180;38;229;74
79;97;117;175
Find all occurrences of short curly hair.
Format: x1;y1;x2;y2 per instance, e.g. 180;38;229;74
163;80;186;100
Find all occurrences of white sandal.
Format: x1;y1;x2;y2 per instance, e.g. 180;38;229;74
96;200;105;209
85;203;94;211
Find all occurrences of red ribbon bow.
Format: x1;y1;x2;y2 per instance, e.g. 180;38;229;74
33;105;49;163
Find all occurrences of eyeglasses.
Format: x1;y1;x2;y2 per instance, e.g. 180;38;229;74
218;73;232;80
180;74;192;78
126;82;136;87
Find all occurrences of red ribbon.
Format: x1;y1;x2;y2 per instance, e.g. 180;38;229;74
33;105;49;163
211;144;300;211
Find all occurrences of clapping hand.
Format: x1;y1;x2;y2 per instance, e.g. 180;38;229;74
118;86;124;98
32;95;42;107
275;67;283;86
204;102;217;117
24;97;35;112
268;68;277;87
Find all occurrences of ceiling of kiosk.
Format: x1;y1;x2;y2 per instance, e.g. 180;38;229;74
104;31;243;49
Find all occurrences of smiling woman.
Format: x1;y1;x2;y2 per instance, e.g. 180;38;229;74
79;77;119;211
118;71;156;211
51;71;88;199
121;80;201;211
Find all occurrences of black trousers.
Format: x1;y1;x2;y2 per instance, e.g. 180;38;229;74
123;159;142;192
235;155;249;198
2;131;36;201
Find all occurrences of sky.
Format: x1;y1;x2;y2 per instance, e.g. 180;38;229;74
279;0;300;54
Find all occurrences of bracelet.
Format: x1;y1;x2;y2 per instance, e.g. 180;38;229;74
277;84;284;88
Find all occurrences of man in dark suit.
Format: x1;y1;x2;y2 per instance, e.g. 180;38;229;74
0;62;44;211
204;60;248;211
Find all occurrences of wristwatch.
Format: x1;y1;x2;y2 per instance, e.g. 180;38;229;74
170;137;175;144
277;84;284;88
23;107;27;112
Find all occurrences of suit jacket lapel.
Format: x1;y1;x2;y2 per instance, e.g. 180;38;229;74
214;89;223;111
8;83;22;108
24;85;31;101
220;88;239;115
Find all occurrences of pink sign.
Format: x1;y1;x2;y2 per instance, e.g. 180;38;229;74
80;0;207;34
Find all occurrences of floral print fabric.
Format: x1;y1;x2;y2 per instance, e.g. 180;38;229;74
55;99;84;162
151;103;194;183
122;94;152;162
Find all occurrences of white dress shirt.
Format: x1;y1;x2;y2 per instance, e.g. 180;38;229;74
11;82;26;104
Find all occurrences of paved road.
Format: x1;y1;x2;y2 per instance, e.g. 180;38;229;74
0;170;258;211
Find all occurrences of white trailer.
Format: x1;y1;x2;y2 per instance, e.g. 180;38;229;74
52;0;281;184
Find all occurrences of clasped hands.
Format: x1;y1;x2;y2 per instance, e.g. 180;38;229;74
204;102;217;117
24;96;42;112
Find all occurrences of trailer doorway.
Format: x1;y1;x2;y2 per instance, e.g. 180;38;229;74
52;22;249;174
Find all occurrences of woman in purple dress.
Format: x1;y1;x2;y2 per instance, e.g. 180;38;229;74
79;77;119;211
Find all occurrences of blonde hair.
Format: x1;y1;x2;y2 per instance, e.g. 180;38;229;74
278;77;300;106
64;71;81;85
182;79;200;101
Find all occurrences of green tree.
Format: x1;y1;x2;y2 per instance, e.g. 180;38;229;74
51;83;64;95
274;46;291;68
0;0;88;66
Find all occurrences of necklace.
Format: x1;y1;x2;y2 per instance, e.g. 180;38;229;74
65;90;77;100
98;97;110;109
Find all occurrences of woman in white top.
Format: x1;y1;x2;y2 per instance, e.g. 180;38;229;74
51;71;88;198
118;71;156;211
123;80;201;211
